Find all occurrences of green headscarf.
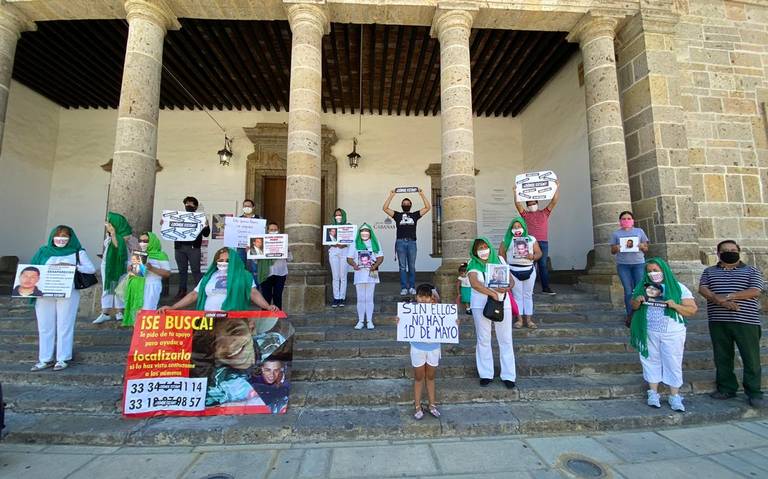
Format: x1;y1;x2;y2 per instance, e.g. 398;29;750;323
30;225;84;265
502;216;530;251
355;223;381;253
123;233;169;327
332;208;348;225
196;247;254;311
467;236;502;273
629;257;686;358
104;212;132;293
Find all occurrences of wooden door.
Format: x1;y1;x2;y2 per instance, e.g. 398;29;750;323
262;177;286;230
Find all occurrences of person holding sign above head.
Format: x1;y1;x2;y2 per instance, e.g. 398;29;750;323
629;258;697;411
514;179;560;295
159;247;279;313
259;222;291;310
499;217;542;329
346;224;383;329
172;196;210;301
610;211;650;326
30;225;96;371
93;212;133;324
383;189;431;296
467;237;517;389
328;208;350;308
121;232;171;327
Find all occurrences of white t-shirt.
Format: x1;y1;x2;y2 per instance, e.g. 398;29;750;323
459;275;471;288
194;270;255;311
645;282;692;334
507;235;537;267
145;258;170;287
347;241;381;285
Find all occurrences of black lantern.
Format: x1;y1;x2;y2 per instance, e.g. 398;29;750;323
347;137;361;168
218;135;233;166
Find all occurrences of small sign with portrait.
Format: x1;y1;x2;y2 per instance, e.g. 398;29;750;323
129;251;148;277
322;225;358;245
619;236;640;253
485;263;510;288
247;234;288;259
12;264;76;299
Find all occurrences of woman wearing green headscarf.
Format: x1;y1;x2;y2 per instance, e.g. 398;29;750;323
93;212;134;325
29;225;97;372
499;216;542;329
328;208;350;307
121;232;171;327
160;247;278;313
629;257;697;412
346;223;383;329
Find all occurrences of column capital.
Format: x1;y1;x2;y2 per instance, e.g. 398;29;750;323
566;11;623;45
124;0;180;31
431;2;478;39
284;1;330;35
0;3;35;37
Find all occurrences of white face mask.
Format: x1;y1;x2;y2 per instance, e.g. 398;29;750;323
335;215;343;222
243;206;253;215
648;271;664;283
139;242;149;251
217;262;228;272
53;236;69;248
527;204;538;212
512;228;524;237
268;229;279;234
477;248;490;260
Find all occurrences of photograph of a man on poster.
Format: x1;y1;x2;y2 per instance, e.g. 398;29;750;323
513;238;530;259
643;282;667;307
12;266;43;297
205;317;258;406
248;360;290;414
620;236;640;252
326;227;338;244
248;237;264;258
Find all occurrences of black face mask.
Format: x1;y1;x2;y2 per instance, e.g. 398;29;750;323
185;205;196;212
401;204;411;212
719;251;740;264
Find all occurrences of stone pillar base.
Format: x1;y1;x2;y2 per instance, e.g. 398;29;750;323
284;265;327;313
79;281;103;317
434;260;464;304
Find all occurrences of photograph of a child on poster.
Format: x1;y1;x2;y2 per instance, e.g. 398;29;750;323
512;238;530;259
643;282;667;308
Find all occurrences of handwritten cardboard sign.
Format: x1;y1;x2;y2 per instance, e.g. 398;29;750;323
396;302;459;344
223;217;266;249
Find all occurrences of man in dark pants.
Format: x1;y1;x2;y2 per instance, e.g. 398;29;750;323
699;239;765;408
174;196;210;300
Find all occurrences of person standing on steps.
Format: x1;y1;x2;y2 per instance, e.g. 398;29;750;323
383;188;431;296
328;208;350;308
499;216;542;329
699;240;765;409
237;199;261;286
346;224;383;330
93;212;133;324
122;232;171;327
610;211;649;327
259;222;291;310
513;179;560;295
173;196;210;300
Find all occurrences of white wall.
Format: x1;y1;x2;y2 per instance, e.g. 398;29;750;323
0;81;60;262
519;54;593;270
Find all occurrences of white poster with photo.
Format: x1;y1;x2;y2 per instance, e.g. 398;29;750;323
396;302;459;344
515;170;558;202
322;225;358;245
223;217;266;249
619;236;640;253
160;210;207;241
485;264;510;288
511;238;532;259
12;264;76;299
247;234;288;259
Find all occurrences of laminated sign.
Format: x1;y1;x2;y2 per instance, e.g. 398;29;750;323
160;210;207;241
123;310;293;418
515;171;558;202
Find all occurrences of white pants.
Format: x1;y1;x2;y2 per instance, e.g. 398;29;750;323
35;290;81;363
471;303;516;381
511;266;536;316
355;283;376;323
100;259;124;309
639;330;686;388
329;248;349;300
143;282;163;310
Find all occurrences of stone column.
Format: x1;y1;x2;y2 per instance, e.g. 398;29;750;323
0;6;33;154
432;5;478;301
107;0;178;234
283;2;329;312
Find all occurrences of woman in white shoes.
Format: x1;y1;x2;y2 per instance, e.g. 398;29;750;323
347;224;383;329
630;257;697;412
93;212;134;324
328;208;351;308
29;225;96;372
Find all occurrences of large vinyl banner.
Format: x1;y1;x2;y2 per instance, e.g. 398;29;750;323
123;310;293;418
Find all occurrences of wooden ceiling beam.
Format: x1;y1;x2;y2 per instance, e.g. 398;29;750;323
329;24;348;114
404;27;428;116
377;25;389;115
474;31;526;115
243;21;288;111
266;21;292;109
415;35;438;116
367;24;376;114
342;23;356;114
472;30;516;115
507;41;576;117
395;26;416;115
225;22;278;111
387;25;404;115
321;36;337;114
163;34;222;110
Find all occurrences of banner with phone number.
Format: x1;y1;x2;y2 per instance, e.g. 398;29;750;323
123;309;292;418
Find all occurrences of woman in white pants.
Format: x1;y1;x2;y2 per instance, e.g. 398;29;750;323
122;232;171;327
328;208;350;307
30;225;96;371
467;236;517;389
346;224;383;329
629;257;697;412
94;212;133;324
499;216;542;329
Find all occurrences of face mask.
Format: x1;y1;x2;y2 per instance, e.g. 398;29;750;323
139;242;149;251
335;215;342;223
620;218;634;228
512;228;524;237
217;261;228;272
268;229;279;234
477;248;490;260
719;251;740;264
53;236;69;248
401;204;411;212
648;271;664;283
185;205;196;212
243;207;253;215
527;204;538;212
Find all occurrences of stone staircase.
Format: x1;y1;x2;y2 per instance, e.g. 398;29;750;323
1;285;766;445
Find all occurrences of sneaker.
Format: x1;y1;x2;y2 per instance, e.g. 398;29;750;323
668;394;685;412
115;312;124;322
30;361;54;372
92;313;111;324
53;361;68;371
479;378;493;387
367;321;375;330
331;299;339;308
408;288;417;295
339;300;346;307
542;288;556;295
354;321;364;330
647;389;661;408
749;397;766;409
400;289;408;296
465;308;472;315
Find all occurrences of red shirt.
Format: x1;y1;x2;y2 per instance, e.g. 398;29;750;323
522;209;551;241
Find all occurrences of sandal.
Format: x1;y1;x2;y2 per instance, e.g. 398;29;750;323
525;320;538;329
428;404;441;418
513;320;524;329
413;407;424;420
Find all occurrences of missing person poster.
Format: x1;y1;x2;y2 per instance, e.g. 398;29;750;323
211;214;233;240
619;236;640;252
223;217;266;249
129;251;148;277
644;283;667;308
396;302;459;344
247;234;288;259
123;310;293;418
515;171;558;202
512;238;532;259
12;264;76;299
485;264;510;288
160;210;207;241
322;225;357;245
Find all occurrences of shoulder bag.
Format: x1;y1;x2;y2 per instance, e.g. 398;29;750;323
73;251;98;290
483;292;505;322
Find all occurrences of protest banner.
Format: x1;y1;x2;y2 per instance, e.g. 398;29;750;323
123;310;293;418
160;210;207;241
486;264;510;288
396;302;459;344
619;236;640;253
394;186;419;193
322;224;358;245
247;234;288;259
515;171;558;202
12;264;76;299
211;214;232;240
223;217;266;249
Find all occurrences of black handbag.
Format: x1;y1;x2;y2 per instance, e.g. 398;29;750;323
73;251;98;290
510;266;535;281
483;293;505;322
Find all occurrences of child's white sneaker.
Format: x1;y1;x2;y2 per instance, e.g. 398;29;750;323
92;313;111;324
115;312;124;322
354;321;364;330
668;394;685;412
647;389;661;408
367;320;375;330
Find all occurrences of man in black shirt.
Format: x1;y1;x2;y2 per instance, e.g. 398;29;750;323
174;196;210;299
383;188;431;296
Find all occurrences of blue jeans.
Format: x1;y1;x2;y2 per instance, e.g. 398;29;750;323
395;238;417;290
536;240;550;290
617;263;645;316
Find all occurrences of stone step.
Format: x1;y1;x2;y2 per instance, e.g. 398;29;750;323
2;383;121;414
3;395;765;446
